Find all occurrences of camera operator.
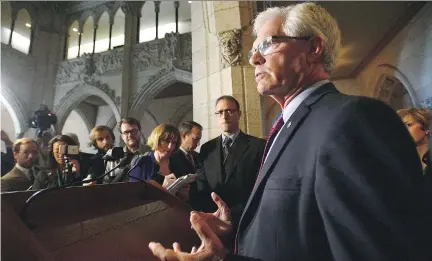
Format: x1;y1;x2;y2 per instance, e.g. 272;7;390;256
29;105;57;137
33;135;82;189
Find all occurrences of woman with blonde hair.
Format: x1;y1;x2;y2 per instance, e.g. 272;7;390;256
129;124;181;189
397;107;431;175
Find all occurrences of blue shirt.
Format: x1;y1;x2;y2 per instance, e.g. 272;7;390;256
129;151;158;182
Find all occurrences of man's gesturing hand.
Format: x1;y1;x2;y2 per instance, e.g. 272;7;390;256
149;212;228;261
192;192;232;237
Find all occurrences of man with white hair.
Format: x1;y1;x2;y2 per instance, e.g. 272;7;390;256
149;3;427;261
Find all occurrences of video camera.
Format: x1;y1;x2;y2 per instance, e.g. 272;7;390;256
28;105;57;137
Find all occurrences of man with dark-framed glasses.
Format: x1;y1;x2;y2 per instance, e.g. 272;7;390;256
190;95;265;240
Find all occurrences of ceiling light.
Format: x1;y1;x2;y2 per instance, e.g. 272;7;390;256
72;28;78;32
25;23;31;28
188;1;192;3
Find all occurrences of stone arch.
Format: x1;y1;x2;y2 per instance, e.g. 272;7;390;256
0;87;28;136
370;64;417;106
129;69;192;118
73;106;93;133
55;84;121;132
170;102;192;127
106;115;117;129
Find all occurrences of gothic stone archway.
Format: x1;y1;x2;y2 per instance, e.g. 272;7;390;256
54;83;121;132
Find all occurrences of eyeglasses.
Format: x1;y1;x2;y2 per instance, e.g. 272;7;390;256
248;35;311;61
215;109;238;117
18;150;39;156
121;128;139;136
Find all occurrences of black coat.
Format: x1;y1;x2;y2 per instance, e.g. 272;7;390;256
193;131;265;229
229;83;427;261
169;149;200;178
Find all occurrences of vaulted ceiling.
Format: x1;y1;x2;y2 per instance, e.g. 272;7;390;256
265;1;426;79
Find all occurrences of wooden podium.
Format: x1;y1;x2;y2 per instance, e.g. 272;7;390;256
1;181;200;261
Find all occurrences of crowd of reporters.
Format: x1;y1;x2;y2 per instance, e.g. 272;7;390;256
1;101;431;222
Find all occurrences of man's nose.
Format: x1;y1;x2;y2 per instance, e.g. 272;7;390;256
250;51;265;66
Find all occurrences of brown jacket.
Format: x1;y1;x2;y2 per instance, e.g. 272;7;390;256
1;166;34;192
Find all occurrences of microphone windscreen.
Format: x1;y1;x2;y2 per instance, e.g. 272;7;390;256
102;147;125;160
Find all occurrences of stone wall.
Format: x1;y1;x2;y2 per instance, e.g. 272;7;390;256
356;2;432;108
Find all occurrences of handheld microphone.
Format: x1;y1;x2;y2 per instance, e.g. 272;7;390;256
102;147;125;161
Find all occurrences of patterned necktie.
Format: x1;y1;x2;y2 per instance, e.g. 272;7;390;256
259;116;285;172
222;137;233;161
28;168;35;182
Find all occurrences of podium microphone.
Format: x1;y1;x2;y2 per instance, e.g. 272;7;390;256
111;155;147;183
20;156;132;227
102;147;125;161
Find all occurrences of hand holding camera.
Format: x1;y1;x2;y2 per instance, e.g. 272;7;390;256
58;144;80;175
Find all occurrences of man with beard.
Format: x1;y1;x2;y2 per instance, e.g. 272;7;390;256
107;117;150;183
83;126;116;184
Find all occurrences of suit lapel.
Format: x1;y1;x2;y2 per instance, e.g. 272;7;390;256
237;83;339;232
224;132;250;183
207;136;223;184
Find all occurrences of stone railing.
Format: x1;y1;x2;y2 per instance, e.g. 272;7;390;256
54;32;192;86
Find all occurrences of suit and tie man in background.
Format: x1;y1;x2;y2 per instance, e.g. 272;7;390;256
170;121;202;177
1;138;40;192
170;121;203;205
192;95;265;231
150;2;428;261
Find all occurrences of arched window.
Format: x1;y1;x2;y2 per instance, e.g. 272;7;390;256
177;1;192;34
139;1;191;43
1;2;12;45
95;11;109;53
80;16;94;55
111;8;125;48
67;20;79;59
139;2;156;43
11;8;31;54
158;1;176;36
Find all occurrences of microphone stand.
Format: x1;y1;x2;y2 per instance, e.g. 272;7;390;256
20;159;128;228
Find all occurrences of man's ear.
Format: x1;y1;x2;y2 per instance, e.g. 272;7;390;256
12;151;18;159
307;36;324;62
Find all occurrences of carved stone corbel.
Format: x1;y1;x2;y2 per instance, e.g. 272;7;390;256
218;29;242;68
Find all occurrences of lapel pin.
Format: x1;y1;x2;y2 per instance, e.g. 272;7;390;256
287;121;292;128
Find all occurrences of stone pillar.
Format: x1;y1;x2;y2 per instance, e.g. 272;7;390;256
120;2;139;118
30;13;63;113
191;1;263;144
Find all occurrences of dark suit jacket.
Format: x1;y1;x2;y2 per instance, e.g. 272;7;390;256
169;149;199;178
194;131;265;228
1;166;34;192
230;83;427;261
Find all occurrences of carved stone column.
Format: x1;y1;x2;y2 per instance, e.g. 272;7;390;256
108;16;114;50
191;1;263;144
120;2;139;118
8;10;17;45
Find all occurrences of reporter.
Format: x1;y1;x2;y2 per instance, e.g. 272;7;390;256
33;135;82;189
129;124;181;190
